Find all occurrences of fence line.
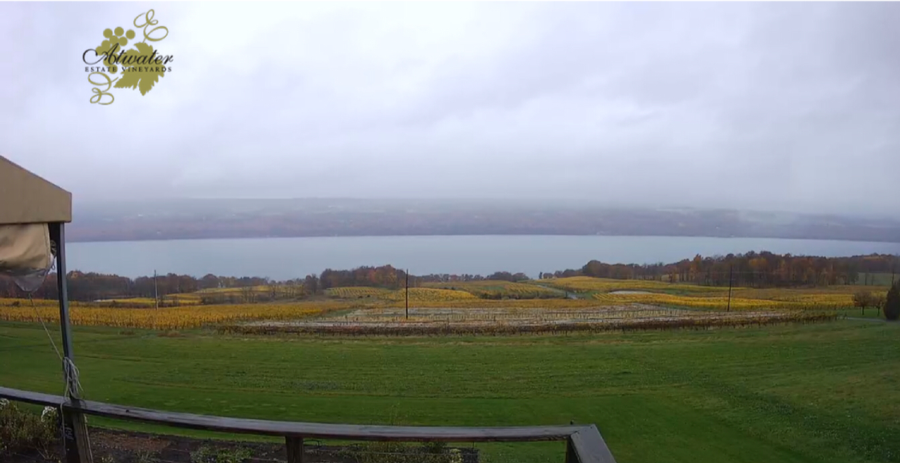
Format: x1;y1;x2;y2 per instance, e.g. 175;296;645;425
0;385;616;463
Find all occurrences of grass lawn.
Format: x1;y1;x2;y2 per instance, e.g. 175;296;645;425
1;320;899;463
837;307;888;319
859;273;897;286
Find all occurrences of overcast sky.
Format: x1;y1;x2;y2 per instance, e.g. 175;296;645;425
1;2;898;215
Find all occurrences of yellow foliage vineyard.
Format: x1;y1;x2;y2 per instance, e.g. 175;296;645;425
424;280;561;299
325;287;393;299
540;277;735;294
197;285;283;294
326;287;477;302
326;282;561;300
732;290;852;306
537;277;876;310
390;298;602;309
387;288;477;301
95;296;203;307
0;298;86;308
0;302;347;330
591;292;849;311
0;277;873;331
0;296;201;308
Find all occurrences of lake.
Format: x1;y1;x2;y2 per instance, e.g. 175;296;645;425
65;235;900;280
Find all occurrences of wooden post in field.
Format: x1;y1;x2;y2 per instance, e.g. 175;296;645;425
727;265;733;312
405;269;409;320
50;223;93;463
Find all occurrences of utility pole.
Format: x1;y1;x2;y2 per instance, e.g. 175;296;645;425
405;269;409;320
727;265;733;312
154;269;159;309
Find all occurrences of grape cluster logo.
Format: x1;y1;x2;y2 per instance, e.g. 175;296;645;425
82;9;174;105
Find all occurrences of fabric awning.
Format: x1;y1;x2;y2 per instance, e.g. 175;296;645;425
0;155;72;225
0;223;53;290
0;155;69;286
0;224;52;270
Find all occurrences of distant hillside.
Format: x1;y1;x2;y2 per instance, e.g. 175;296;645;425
66;198;900;243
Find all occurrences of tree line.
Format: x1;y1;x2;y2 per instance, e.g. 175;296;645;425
1;251;898;302
553;251;899;288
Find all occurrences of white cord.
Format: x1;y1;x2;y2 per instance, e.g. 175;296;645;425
27;286;85;400
28;294;62;361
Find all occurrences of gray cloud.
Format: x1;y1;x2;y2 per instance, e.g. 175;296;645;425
1;2;899;215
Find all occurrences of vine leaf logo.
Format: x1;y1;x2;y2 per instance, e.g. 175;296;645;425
114;43;166;95
85;10;171;105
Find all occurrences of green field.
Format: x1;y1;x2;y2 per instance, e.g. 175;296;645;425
858;272;897;286
2;320;899;463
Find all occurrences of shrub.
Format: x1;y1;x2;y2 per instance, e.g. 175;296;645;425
137;450;157;463
0;401;58;458
99;450;155;463
338;441;456;463
190;445;251;463
885;284;900;321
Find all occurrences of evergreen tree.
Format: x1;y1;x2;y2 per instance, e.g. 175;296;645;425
884;284;900;321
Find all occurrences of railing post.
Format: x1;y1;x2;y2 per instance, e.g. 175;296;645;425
286;436;304;463
565;435;579;463
51;223;93;463
567;426;617;463
61;409;93;463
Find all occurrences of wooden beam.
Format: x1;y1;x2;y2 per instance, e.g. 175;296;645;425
0;386;64;406
1;386;585;443
66;398;583;442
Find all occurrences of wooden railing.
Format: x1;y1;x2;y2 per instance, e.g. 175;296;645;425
0;385;617;463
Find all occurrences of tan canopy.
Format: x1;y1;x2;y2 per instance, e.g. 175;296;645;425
0;223;53;274
0;155;72;225
0;155;70;283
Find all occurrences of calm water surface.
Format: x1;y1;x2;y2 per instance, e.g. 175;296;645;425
67;235;900;279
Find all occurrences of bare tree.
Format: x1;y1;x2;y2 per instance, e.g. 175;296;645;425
852;290;875;316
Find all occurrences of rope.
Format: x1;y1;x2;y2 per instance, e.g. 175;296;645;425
63;357;84;400
28;294;62;361
27;281;85;401
20;247;87;449
27;292;84;447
